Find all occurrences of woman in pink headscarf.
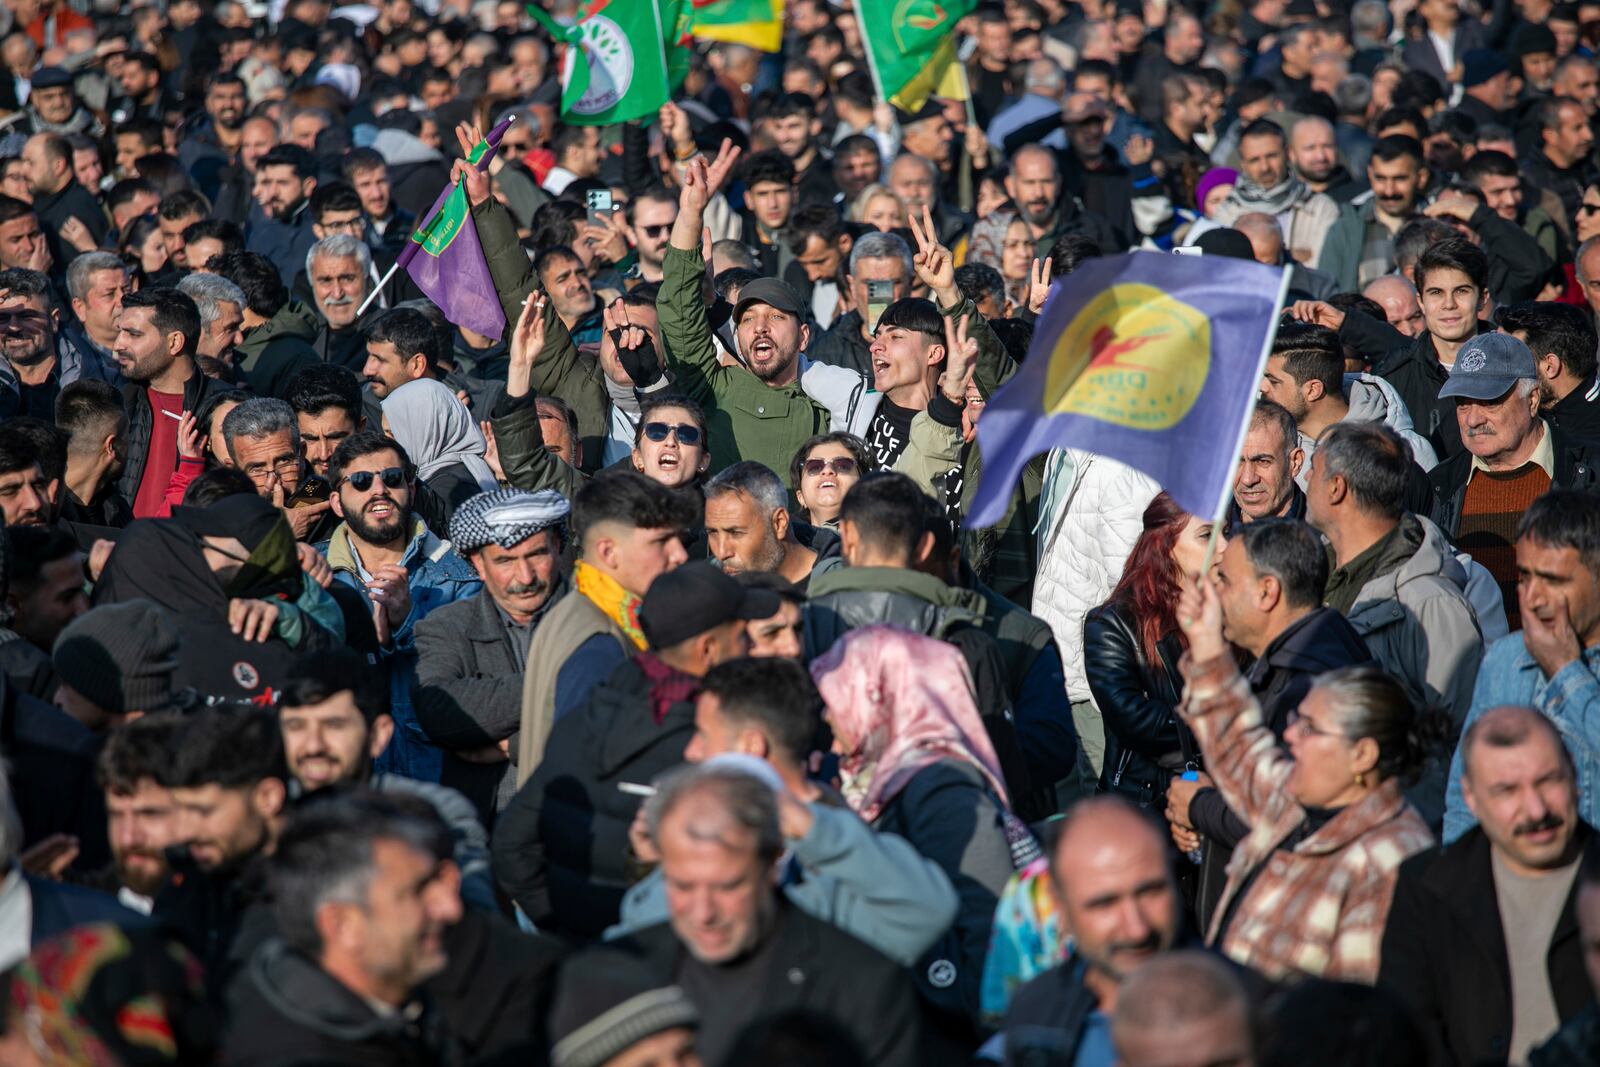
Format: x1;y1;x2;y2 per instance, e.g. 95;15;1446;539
811;624;1030;1041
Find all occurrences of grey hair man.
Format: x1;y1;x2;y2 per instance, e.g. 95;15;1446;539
220;396;310;505
809;230;914;375
613;762;922;1067
1306;420;1483;823
65;250;128;357
703;461;819;585
306;233;374;333
177;272;248;362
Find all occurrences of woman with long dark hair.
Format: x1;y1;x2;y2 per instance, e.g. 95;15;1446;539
1083;491;1222;810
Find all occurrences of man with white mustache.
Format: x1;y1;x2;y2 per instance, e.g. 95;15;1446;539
1426;332;1600;624
307;234;378;372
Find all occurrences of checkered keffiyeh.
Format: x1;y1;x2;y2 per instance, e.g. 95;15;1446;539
448;488;571;553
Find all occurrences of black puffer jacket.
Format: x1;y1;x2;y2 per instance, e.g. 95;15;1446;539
116;365;222;510
490;655;694;940
1083;600;1191;811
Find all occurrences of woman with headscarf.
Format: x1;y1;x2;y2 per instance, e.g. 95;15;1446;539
811;625;1035;1048
380;378;499;523
964;210;1030;310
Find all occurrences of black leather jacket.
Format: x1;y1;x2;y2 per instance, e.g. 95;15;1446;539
1083;600;1192;808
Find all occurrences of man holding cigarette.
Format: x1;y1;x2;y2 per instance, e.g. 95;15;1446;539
111;288;221;519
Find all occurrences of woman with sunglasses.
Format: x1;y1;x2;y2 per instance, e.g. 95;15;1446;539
788;432;869;528
1171;576;1436;983
630;394;710;490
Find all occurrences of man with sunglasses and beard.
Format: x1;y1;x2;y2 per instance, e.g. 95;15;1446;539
318;430;481;786
415;489;572;825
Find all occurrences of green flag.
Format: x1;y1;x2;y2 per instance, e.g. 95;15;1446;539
857;0;975;114
664;0;694;92
689;0;783;52
527;1;670;125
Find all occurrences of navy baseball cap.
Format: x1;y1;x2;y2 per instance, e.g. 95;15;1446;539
638;562;782;650
1438;332;1540;401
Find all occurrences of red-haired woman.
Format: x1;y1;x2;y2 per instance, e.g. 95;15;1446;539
1082;492;1223;811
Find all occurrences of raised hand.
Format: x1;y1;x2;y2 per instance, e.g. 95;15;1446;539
907;204;958;303
60;216;96;254
1176;572;1227;663
1286;299;1345;330
703;138;742;198
452;158;491;207
175;410;202;460
605;297;663;388
507;292;548;398
1028;257;1054;315
481;420;506;483
659;99;694;156
939;313;979;405
296;542;334;589
1523;594;1583;678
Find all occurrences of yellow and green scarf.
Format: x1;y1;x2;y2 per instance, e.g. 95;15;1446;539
574;560;647;650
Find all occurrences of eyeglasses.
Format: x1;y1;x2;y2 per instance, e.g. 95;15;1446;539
1286;707;1340;740
803;456;858;477
245;457;303;482
342;467;406;492
640;223;672;238
502;139;533;153
1581;202;1600;215
643;422;702;446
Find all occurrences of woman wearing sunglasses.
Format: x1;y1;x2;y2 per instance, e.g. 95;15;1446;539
630;395;711;490
788;432;869;528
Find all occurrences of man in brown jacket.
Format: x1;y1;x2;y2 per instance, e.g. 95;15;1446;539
515;470;696;783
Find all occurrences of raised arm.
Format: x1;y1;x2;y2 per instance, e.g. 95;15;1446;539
659;143;742;405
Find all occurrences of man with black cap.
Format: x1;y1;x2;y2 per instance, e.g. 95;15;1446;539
22;67;101;139
1427;332;1600;624
1459;49;1516;128
415;488;572;823
659;151;879;476
51;600;181;734
492;560;776;940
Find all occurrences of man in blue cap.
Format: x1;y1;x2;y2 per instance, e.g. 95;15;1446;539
1458;49;1515;128
1427;331;1600;622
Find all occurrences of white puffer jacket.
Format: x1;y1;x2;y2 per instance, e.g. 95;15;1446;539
1032;449;1159;703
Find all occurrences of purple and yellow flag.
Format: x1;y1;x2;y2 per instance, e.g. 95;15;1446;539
967;251;1291;527
394;118;511;340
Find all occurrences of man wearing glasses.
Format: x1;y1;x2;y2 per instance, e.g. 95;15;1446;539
626;187;678;287
218;396;336;542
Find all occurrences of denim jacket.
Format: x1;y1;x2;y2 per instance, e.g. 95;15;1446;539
319;518;481;783
1443;634;1600;842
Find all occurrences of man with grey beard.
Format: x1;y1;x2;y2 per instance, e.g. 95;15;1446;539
414;488;572;823
307;233;377;371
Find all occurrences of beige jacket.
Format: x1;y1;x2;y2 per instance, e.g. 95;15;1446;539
515;589;630;785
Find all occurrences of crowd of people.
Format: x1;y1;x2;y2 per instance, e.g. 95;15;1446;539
4;0;1600;1063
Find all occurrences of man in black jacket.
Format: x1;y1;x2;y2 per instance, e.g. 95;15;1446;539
1501;298;1600;443
1380;706;1597;1066
610;762;922;1067
415;487;572;824
491;561;775;940
226;790;464;1067
22;132;107;274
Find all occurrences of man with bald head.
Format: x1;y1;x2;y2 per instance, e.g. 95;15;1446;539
1002;143;1119;258
1382;706;1598;1066
1290;115;1365;202
1236;213;1338;299
1112;952;1255;1067
1363;275;1426;337
1001;797;1184;1066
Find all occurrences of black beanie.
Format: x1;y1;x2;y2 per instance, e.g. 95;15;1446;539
52;600;180;716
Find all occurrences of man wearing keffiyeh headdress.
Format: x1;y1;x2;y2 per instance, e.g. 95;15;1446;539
414;487;574;820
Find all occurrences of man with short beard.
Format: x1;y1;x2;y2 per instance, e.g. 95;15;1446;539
98;714;183;913
1290;115;1367;202
1004;144;1119;259
0;266;117;421
178;72;248;202
246;144;318;287
319;430;482;785
306;234;377;370
416;489;572;821
703;461;819;586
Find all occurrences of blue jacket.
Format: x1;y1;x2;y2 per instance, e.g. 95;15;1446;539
1444;634;1600;842
320;518;481;783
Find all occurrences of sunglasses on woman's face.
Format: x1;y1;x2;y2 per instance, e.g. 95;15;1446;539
343;467;406;492
803;456;858;477
643;422;702;446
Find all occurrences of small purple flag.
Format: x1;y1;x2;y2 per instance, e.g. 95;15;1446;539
968;250;1291;527
394;118;513;340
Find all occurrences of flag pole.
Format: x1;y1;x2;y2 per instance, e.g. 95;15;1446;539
1197;263;1295;576
854;1;890;107
352;116;518;322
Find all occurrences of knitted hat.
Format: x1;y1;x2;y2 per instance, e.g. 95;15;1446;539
1460;49;1509;88
1195;167;1238;211
52;600;180;717
549;950;699;1067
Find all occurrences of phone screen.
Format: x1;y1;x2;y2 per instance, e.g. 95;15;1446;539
866;280;892;332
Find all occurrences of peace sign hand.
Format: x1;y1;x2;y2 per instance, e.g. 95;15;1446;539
939;313;979;405
907;204;958;305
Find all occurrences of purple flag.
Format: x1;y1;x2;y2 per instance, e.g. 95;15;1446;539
393;118;513;339
968;250;1291;527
